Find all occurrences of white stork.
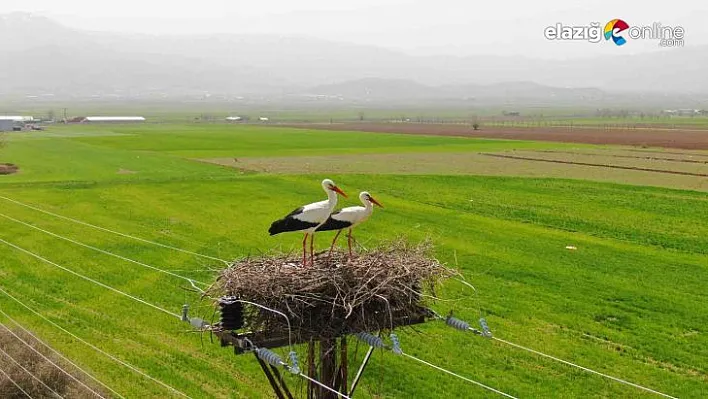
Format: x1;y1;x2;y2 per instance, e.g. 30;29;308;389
316;191;383;257
269;179;347;266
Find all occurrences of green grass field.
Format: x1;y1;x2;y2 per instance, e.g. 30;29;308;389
0;124;706;398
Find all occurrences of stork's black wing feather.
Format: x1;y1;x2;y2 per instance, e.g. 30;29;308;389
284;206;305;218
268;207;319;235
316;211;353;232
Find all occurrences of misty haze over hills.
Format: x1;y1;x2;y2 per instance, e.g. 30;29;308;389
2;13;707;106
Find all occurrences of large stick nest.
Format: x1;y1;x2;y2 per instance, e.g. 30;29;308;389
208;240;456;341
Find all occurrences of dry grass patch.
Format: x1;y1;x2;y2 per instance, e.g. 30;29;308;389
0;327;105;398
0;163;19;175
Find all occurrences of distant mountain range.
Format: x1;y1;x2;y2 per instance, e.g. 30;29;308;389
2;13;707;106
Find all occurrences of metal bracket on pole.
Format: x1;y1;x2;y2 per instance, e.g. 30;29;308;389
270;363;295;399
255;352;286;399
349;346;374;397
254;352;293;399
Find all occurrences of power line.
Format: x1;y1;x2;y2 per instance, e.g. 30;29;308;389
294;370;351;399
245;344;351;399
3;201;357;399
0;318;108;399
0;195;229;264
184;306;351;399
0;345;64;398
0;364;34;399
5;196;652;398
0;286;191;398
401;352;518;399
0;310;124;399
353;332;517;398
0;203;679;399
0;321;104;399
0;212;208;288
492;337;678;399
0;237;181;319
439;315;679;399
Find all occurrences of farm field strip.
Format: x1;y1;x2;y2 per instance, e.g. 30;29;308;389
479;153;708;177
624;148;708;158
535;150;708;164
1;124;708;398
0;214;206;285
1;188;704;399
0;213;258;397
0;194;691;396
290;123;708;150
0;201;222;293
201;151;708;192
1;190;700;399
0;235;184;320
0;203;524;399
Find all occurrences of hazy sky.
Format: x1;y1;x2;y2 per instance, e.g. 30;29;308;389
4;0;707;59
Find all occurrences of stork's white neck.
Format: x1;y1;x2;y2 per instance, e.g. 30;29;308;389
325;187;338;210
361;197;373;211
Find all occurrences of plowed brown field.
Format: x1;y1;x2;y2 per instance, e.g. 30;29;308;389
288;123;708;149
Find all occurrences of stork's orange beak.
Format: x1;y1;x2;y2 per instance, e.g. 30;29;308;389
370;196;383;208
332;186;347;198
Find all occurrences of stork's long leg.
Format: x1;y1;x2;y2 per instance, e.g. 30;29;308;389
347;228;353;258
350;235;367;251
302;233;308;266
310;233;315;266
329;230;343;256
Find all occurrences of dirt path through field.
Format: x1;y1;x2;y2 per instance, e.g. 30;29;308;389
479;153;708;177
199;151;708;192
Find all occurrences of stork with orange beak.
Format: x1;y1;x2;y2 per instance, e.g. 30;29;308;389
269;179;347;266
316;191;383;257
